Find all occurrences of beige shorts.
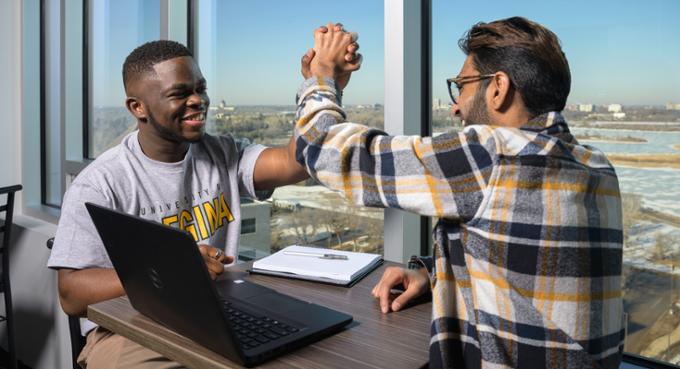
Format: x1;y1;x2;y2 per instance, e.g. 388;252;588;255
77;327;186;369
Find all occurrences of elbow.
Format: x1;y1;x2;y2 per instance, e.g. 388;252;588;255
57;270;88;317
58;291;87;318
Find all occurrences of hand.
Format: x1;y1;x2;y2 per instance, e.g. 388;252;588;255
301;23;362;90
198;244;234;280
371;266;430;313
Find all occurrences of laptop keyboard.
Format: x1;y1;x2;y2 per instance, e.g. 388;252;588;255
222;301;300;350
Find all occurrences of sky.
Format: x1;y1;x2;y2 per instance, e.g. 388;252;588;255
93;0;680;107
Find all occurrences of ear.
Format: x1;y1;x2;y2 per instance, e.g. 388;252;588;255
125;96;147;123
487;72;513;111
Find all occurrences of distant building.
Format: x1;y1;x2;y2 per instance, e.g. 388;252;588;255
608;104;622;113
578;104;593;113
239;200;272;255
565;104;579;112
433;98;442;110
612;112;626;119
666;103;680;110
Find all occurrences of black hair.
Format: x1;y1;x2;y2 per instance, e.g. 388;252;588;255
122;40;192;91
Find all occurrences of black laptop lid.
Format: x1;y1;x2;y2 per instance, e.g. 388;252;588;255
85;202;243;362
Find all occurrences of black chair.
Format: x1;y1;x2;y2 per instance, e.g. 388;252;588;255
0;184;22;369
46;237;85;369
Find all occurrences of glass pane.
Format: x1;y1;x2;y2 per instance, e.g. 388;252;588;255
43;0;62;206
196;0;385;257
88;0;160;158
432;0;680;365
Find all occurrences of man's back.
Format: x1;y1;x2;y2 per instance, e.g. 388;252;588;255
291;79;625;366
429;113;624;368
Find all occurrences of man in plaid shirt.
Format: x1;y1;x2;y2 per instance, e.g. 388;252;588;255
296;18;624;368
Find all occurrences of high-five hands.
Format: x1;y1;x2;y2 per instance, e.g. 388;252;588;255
301;22;363;91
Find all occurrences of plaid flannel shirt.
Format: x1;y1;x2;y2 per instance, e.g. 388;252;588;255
294;77;625;369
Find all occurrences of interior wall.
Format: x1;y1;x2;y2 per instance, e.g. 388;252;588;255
0;1;71;369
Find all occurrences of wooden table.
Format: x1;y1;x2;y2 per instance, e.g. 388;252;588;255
88;262;431;369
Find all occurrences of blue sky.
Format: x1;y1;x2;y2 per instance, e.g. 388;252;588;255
94;0;680;107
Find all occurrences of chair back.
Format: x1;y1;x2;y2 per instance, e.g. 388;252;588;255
0;184;23;369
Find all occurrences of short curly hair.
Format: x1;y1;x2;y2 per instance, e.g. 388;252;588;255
122;40;192;91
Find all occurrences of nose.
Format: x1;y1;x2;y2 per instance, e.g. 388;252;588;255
188;92;208;108
450;102;461;118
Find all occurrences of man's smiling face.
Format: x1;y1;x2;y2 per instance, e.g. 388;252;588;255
132;55;210;143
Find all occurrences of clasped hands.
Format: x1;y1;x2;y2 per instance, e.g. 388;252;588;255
301;22;363;90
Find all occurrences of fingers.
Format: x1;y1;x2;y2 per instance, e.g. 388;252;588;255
371;267;406;313
344;42;359;62
203;256;224;280
345;53;363;72
198;244;229;280
391;271;427;312
301;48;315;79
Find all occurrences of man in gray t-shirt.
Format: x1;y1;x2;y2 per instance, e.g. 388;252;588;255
47;39;359;368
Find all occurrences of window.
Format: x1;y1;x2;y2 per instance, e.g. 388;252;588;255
241;218;256;234
194;0;385;256
432;0;680;365
87;0;161;158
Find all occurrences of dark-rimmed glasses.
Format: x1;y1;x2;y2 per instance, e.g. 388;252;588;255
446;74;495;105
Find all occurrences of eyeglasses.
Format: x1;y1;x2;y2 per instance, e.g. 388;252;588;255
446;74;495;105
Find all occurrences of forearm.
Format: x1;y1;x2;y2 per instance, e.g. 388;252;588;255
294;77;451;216
58;268;125;317
253;137;309;191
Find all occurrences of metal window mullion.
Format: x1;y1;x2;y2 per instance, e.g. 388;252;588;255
82;0;89;160
383;0;430;263
59;0;66;204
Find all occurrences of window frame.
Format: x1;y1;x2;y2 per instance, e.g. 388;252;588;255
36;0;434;260
25;0;680;366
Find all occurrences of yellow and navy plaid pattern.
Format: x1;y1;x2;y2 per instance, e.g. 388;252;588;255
294;77;625;368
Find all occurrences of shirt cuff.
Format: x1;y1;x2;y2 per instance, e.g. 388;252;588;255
296;76;342;106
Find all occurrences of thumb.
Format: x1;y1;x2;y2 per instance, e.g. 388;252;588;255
301;48;315;79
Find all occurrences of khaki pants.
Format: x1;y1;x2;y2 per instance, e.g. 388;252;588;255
77;327;186;369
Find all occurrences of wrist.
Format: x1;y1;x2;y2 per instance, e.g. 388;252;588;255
407;255;433;273
311;64;335;80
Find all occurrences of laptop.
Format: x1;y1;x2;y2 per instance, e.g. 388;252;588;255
85;202;353;367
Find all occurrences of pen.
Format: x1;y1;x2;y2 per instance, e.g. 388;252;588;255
283;250;349;260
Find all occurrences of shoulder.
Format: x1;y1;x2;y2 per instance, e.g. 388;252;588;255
70;133;140;194
193;133;243;154
437;124;502;157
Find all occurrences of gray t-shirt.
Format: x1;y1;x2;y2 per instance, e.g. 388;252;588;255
48;130;270;270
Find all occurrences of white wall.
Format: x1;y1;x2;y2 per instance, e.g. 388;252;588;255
1;1;71;368
0;0;22;191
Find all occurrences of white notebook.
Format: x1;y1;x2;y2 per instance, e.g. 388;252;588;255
251;245;383;286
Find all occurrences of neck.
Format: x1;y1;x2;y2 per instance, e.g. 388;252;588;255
137;129;189;163
491;94;533;128
497;108;533;128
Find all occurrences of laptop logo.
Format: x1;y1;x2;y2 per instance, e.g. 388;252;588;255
147;268;164;290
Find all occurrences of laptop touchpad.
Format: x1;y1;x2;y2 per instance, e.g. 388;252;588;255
246;293;310;313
